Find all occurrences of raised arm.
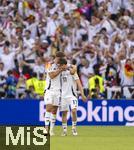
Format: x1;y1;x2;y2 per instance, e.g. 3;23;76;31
49;68;62;79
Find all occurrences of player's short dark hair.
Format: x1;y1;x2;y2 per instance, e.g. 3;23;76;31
55;51;65;58
58;58;67;65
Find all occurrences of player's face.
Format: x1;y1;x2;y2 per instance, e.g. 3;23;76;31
61;64;67;70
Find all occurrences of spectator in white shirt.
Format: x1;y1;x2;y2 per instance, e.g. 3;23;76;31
80;58;94;89
0;45;16;72
25;15;38;39
46;12;59;37
23;30;35;50
0;62;7;77
33;57;45;77
0;31;6;54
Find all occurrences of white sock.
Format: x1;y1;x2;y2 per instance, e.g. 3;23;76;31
45;111;51;127
62;123;67;132
50;114;56;131
72;121;77;129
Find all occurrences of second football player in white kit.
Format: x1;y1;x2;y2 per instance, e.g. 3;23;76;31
60;65;87;136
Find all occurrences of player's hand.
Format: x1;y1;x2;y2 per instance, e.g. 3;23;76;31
81;94;87;102
58;66;64;72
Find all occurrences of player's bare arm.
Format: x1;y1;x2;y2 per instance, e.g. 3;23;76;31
75;79;87;102
48;68;63;79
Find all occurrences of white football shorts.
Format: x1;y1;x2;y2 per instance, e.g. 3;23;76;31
60;96;78;111
44;90;61;106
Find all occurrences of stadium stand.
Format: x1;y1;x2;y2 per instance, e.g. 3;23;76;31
0;0;133;99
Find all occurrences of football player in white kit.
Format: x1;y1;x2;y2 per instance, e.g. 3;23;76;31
48;63;77;136
44;52;66;134
44;52;76;135
61;70;87;136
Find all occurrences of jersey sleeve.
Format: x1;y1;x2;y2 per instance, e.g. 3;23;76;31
47;64;57;73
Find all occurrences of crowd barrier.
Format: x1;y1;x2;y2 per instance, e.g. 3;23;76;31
106;85;134;99
122;85;134;99
0;99;134;126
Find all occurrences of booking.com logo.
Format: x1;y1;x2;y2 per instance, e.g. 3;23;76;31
39;101;134;125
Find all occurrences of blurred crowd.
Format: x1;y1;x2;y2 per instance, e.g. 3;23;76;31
0;0;134;99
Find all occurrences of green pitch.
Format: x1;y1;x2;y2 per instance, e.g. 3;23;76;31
51;126;134;150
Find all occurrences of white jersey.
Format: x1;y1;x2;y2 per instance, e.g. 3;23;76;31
61;70;79;99
45;63;62;91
